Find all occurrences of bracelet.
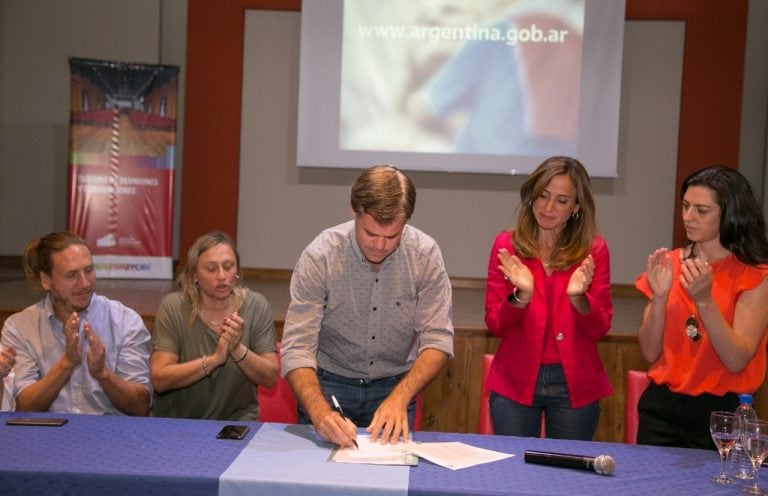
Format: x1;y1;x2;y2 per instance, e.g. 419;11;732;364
201;354;211;377
231;345;248;364
511;287;528;305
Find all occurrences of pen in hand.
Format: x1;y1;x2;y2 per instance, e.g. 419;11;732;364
331;394;359;449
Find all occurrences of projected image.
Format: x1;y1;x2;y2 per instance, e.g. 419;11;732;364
339;0;585;157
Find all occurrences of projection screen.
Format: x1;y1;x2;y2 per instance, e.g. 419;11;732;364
297;0;625;177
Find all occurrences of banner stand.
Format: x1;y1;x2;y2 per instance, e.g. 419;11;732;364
67;58;178;279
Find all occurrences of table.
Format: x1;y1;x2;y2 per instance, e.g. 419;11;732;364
0;412;744;496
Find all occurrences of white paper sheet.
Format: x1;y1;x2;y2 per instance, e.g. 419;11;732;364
410;441;514;470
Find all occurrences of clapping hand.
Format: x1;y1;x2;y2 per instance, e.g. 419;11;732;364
680;257;714;303
0;346;15;378
567;255;595;296
84;321;108;380
219;312;244;354
63;312;83;367
646;248;673;299
212;312;244;365
497;248;534;294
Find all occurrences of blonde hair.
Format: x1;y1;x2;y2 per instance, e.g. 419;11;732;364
512;156;597;269
178;231;244;326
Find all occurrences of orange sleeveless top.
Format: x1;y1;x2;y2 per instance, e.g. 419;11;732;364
635;250;768;396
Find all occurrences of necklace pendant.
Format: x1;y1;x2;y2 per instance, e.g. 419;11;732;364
685;315;701;341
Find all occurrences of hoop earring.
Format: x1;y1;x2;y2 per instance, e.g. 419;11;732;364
571;210;580;221
527;200;532;207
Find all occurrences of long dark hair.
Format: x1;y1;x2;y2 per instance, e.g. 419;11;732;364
681;165;768;265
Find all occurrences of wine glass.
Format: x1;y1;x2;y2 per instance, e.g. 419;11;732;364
742;419;768;495
710;410;741;485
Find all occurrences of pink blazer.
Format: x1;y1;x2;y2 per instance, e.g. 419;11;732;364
484;231;613;408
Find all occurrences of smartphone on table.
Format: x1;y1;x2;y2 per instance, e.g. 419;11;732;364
6;417;69;427
216;424;250;440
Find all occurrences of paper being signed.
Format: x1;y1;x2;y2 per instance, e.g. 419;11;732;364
330;435;418;466
330;435;513;470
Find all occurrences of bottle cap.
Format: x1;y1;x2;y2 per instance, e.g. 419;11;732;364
739;393;753;404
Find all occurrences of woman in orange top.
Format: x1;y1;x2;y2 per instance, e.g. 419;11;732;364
636;165;768;449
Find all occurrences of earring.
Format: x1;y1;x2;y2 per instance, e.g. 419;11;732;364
527;200;532;207
571;210;580;220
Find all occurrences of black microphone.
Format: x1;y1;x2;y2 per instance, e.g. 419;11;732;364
523;450;615;475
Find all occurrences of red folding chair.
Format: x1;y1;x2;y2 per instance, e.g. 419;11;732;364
257;342;298;423
624;369;650;444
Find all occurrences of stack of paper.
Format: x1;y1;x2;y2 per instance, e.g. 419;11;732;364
330;436;418;466
330;435;514;470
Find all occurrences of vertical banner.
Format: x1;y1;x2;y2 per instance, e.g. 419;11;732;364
67;58;178;279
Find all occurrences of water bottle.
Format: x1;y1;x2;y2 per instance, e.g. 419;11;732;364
731;393;758;480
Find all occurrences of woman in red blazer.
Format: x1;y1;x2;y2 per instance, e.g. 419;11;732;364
484;156;612;440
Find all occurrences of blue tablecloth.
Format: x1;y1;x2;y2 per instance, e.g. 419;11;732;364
0;412;746;496
0;412;245;496
408;431;739;496
220;423;409;496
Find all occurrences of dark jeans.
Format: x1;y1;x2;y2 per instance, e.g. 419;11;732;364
637;381;739;449
297;368;416;428
490;364;600;440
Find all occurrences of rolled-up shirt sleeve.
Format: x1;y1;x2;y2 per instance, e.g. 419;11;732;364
414;242;454;357
281;249;327;376
113;304;153;395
